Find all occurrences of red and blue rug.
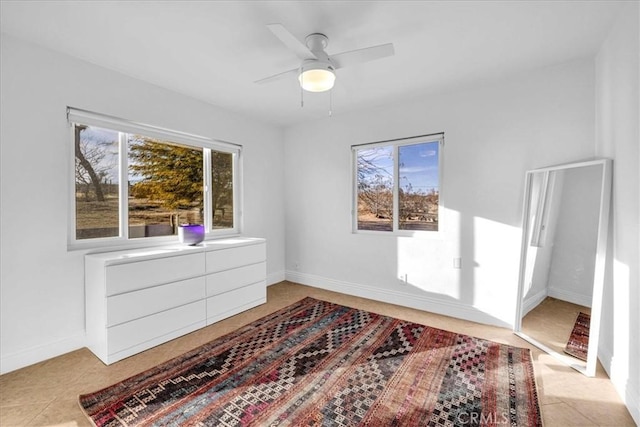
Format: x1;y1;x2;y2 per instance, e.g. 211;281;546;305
79;297;542;426
564;311;590;362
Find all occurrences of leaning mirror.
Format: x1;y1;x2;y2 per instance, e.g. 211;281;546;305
514;159;612;377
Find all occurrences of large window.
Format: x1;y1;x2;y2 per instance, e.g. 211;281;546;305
353;134;442;233
69;108;241;247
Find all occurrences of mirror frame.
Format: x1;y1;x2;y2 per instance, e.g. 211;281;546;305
514;159;612;377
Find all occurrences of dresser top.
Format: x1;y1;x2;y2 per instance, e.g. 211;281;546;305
86;237;265;265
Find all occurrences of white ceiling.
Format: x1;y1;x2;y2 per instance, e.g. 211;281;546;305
0;1;625;127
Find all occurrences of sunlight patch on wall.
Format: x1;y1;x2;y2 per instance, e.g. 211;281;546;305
395;209;461;299
472;216;521;323
396;236;459;299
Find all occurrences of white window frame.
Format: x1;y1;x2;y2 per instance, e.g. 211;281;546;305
351;133;444;236
67;107;242;250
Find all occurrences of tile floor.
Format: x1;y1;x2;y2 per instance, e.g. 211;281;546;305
0;282;635;426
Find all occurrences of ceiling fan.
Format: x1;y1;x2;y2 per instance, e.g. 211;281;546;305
256;24;395;93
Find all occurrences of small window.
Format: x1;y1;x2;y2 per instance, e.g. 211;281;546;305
353;134;442;233
69;108;241;247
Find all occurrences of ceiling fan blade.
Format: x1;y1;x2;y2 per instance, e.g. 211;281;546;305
331;43;395;69
254;67;299;85
267;23;317;60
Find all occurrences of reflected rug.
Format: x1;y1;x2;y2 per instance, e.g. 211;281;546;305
79;297;542;426
564;311;590;361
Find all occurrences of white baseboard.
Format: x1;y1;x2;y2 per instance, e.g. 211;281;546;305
285;270;511;328
0;332;86;375
267;270;286;286
548;287;592;307
522;288;548;316
598;347;640;425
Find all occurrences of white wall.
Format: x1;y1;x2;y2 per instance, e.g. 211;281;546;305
0;36;286;373
595;2;640;423
284;59;596;328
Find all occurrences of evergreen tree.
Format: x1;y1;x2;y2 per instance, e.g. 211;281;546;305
129;137;203;226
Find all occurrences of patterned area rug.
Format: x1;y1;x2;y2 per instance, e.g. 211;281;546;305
564;311;590;361
79;297;542;426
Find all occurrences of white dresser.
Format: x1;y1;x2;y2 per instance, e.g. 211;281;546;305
85;237;266;364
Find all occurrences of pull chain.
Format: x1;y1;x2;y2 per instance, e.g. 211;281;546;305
329;89;332;117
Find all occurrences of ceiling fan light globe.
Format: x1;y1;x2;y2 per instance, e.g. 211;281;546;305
299;68;335;92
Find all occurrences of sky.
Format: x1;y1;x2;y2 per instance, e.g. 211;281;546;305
358;140;439;193
399;141;439;193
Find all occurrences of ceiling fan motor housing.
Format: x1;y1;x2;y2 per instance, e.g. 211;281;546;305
300;58;335;74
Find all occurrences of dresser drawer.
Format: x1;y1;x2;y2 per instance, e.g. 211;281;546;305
205;243;265;273
107;300;206;355
107;276;205;327
206;281;266;323
206;262;266;296
105;252;205;296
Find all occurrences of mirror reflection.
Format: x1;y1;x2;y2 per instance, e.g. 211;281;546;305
515;159;611;376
